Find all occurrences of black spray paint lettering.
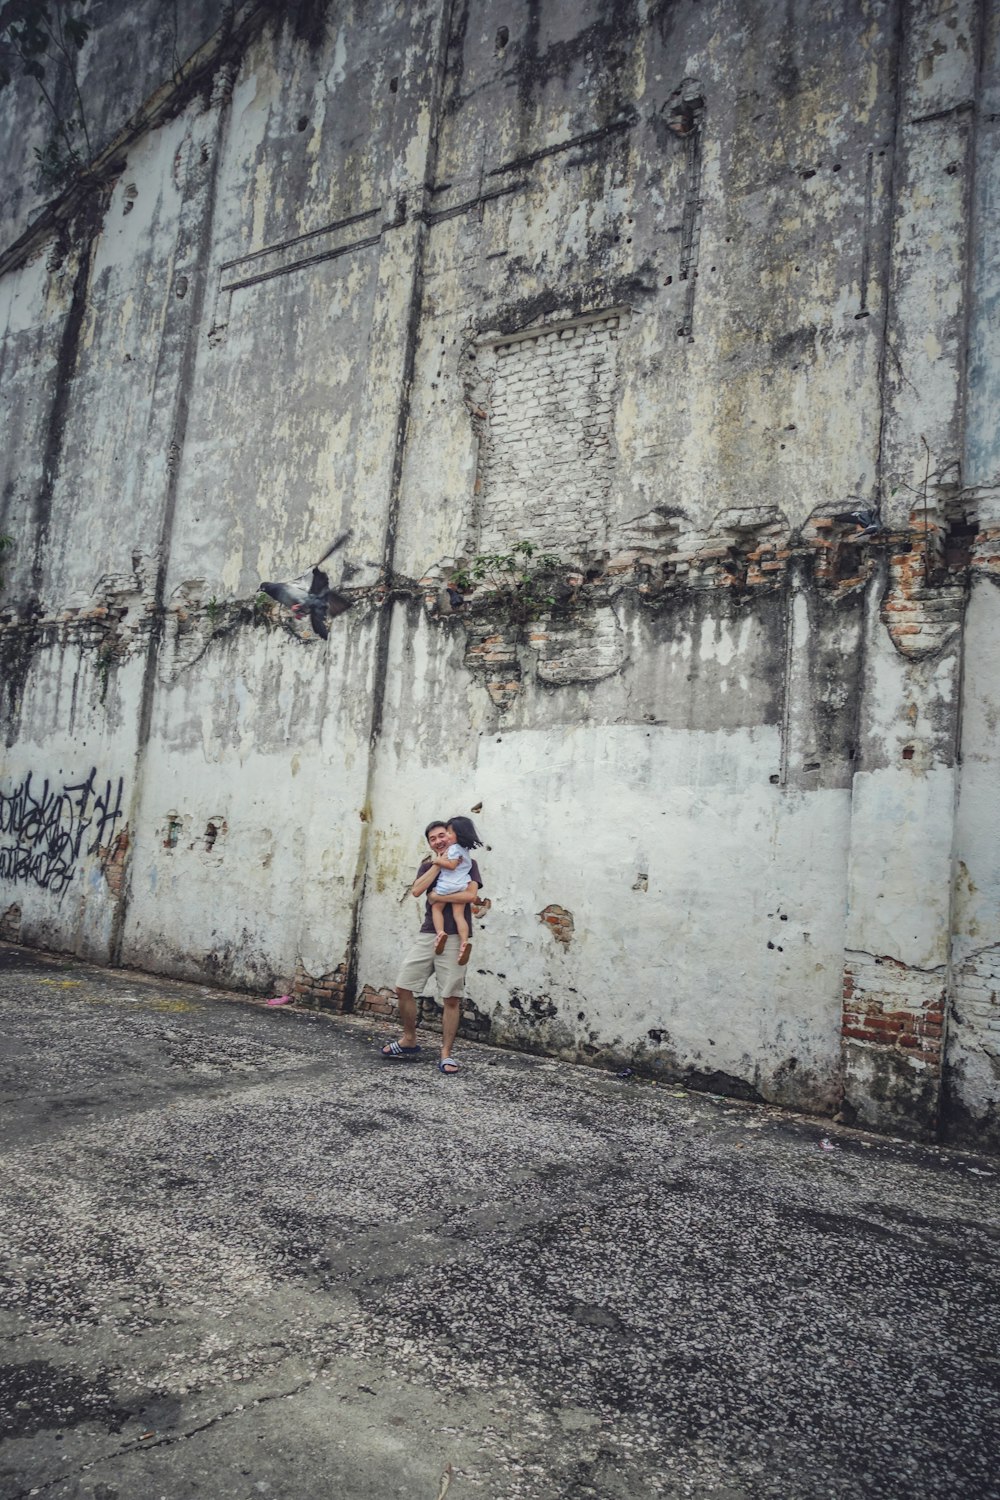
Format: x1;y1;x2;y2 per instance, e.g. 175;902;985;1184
0;769;125;896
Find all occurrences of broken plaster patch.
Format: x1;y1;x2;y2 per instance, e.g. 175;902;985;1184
539;904;574;945
530;605;626;685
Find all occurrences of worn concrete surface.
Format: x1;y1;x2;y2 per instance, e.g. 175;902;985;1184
1;942;999;1500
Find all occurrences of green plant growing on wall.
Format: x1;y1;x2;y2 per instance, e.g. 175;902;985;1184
205;595;224;628
0;0;93;190
252;590;274;625
453;540;561;624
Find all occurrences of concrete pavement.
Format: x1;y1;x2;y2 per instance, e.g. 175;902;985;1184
1;942;999;1500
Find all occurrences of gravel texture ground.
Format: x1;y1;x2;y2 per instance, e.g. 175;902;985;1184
1;942;999;1500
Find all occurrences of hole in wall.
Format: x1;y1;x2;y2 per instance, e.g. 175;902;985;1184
834;541;862;581
496;25;509;50
943;514;977;570
205;821;220;852
297;114;309;131
666;94;705;136
389;76;398;93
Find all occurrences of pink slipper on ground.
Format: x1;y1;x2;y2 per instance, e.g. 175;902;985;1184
266;994;292;1007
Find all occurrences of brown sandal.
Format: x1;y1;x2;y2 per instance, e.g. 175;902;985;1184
457;940;472;967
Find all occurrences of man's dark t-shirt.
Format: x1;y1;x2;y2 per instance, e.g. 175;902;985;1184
417;858;483;936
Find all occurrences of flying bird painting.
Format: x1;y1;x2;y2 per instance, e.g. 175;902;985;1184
259;531;354;640
851;506;884;537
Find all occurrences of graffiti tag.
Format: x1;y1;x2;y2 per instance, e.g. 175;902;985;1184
0;769;125;896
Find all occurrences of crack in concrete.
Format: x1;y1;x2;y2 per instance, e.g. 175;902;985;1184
7;1376;318;1500
845;949;947;977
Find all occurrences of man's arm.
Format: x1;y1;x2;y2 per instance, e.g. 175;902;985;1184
427;881;478;905
411;864;439;898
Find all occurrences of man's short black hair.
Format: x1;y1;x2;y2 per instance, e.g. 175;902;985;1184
424;820;447;841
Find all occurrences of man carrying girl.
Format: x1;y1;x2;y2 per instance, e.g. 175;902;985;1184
380;817;484;1075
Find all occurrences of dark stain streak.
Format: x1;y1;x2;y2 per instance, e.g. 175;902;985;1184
487;273;656;340
32;234;98;606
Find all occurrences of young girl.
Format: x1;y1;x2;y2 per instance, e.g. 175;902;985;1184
429;815;484;966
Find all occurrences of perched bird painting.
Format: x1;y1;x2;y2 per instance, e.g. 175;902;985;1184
259;531;353;640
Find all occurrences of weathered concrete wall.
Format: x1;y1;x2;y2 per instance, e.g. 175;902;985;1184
1;0;998;1144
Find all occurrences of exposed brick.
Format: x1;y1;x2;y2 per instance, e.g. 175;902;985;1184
476;314;621;556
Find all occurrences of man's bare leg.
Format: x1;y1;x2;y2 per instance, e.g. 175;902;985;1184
439;994;461;1073
395;987;418;1047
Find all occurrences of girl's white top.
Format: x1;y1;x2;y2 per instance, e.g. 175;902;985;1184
433;843;473;895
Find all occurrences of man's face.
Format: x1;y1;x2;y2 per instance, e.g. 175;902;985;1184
427;825;450;856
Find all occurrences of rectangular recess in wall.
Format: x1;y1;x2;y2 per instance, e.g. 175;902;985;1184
475;310;626;555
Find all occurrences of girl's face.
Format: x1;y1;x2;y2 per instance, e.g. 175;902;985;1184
445;824;458;845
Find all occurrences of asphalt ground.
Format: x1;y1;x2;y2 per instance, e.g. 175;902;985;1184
1;942;999;1500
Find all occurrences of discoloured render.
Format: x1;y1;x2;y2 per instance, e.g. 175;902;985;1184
1;0;999;1145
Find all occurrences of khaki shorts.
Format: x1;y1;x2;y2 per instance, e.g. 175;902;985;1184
395;932;466;999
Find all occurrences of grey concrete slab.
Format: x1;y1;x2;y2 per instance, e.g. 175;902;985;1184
1;942;999;1500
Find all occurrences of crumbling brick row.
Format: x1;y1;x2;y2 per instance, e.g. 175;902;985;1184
841;955;946;1070
291;958;349;1012
356;984;398;1018
416;993;491;1040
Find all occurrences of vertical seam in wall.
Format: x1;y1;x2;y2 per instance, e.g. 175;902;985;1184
838;555;885;1080
873;0;907;506
956;0;987;485
858;146;875;317
342;0;458;1011
777;574;795;787
677;113;704;341
941;0;985;1125
110;94;234;966
941;579;970;1116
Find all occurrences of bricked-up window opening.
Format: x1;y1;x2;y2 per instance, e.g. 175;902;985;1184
475;314;623;556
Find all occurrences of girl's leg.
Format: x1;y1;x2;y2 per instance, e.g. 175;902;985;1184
431;899;448;954
455;908;472;967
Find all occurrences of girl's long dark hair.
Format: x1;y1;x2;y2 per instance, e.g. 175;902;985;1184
447;815;483;851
